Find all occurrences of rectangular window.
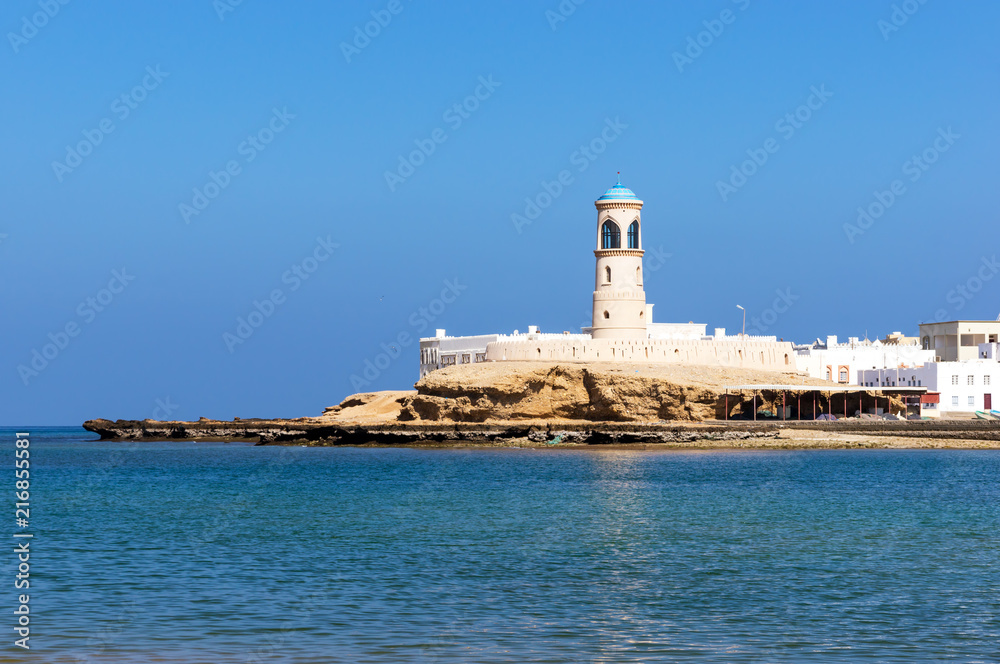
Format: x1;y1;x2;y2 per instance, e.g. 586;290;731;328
952;396;959;406
968;375;975;386
839;369;848;382
952;375;959;385
475;353;486;363
986;376;991;386
968;396;975;406
461;354;471;364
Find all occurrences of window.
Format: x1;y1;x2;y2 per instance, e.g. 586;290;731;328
952;375;959;385
968;396;975;406
986;376;991;386
461;354;470;364
636;266;641;284
952;396;959;406
825;368;831;380
475;353;486;362
967;375;975;386
627;221;640;248
442;355;456;366
603;310;609;319
839;369;848;382
605;266;611;283
601;221;621;249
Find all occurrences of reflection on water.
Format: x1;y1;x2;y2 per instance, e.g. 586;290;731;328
15;428;1000;663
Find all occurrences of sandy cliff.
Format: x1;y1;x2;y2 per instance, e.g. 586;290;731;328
322;361;843;424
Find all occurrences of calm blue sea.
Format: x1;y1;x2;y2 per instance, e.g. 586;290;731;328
4;426;1000;663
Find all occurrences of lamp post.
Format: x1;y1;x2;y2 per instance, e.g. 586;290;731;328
736;305;746;338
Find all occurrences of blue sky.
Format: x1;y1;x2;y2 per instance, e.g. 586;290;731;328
2;0;998;425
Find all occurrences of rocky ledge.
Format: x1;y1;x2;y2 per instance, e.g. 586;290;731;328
83;362;999;447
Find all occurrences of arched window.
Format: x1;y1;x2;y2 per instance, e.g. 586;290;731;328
628;221;640;248
636;266;641;284
601;221;620;249
603;310;610;319
605;266;611;283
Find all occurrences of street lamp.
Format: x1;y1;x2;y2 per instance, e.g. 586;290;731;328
736;305;745;337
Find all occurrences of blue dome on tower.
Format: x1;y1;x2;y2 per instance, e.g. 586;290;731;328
596;174;639;201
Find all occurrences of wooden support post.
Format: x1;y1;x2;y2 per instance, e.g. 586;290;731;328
782;391;786;421
725;390;728;421
797;393;801;421
753;391;757;421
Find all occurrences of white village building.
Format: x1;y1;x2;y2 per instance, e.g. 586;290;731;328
858;342;1000;416
794;334;935;385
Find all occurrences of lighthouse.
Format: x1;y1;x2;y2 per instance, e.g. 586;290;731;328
591;176;647;339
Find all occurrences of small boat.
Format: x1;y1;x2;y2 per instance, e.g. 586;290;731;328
975;411;999;420
992;410;1000;418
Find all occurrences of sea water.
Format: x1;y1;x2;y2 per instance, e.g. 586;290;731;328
6;427;1000;663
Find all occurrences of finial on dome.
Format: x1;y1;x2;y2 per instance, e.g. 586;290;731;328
616;171;621;185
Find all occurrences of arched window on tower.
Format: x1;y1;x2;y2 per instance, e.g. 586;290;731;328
601;221;620;249
605;266;611;283
628;221;640;248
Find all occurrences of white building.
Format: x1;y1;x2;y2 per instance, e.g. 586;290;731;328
858;346;999;415
590;179;647;339
795;335;934;384
418;178;800;377
919;320;1000;361
419;329;500;378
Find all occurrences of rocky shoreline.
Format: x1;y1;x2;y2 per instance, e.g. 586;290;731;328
82;362;1000;449
81;417;1000;449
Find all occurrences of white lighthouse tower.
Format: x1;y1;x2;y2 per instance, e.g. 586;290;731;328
591;175;647;339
